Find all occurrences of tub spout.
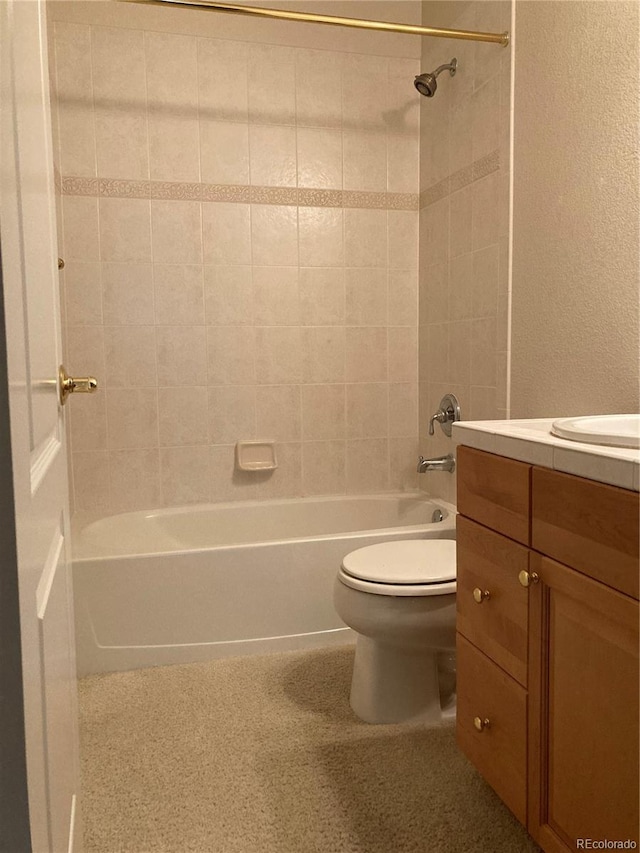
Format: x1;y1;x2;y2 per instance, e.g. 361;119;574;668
417;454;456;474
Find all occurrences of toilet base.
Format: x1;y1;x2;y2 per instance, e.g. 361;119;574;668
349;636;445;725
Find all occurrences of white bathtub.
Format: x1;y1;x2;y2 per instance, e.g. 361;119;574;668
72;493;456;676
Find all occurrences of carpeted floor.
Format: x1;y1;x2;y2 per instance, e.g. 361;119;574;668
79;645;539;853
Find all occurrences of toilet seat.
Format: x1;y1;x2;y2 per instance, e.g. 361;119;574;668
339;539;456;597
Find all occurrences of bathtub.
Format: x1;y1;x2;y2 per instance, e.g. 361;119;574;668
72;493;456;676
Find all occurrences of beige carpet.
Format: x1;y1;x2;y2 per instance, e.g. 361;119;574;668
79;646;539;853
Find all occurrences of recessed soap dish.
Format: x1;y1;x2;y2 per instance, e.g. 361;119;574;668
235;440;278;471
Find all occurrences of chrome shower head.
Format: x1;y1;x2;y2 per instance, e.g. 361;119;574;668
414;58;458;97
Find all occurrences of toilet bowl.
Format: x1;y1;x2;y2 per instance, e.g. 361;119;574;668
334;539;456;725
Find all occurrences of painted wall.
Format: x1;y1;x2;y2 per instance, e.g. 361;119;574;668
50;1;423;513
511;0;640;418
418;0;512;503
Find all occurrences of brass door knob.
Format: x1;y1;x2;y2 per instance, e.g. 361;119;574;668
518;569;540;588
58;365;98;406
473;587;490;603
474;717;490;732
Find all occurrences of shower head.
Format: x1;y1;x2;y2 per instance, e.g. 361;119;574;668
414;58;457;97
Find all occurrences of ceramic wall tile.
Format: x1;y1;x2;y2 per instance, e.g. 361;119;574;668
295;49;342;128
388;326;418;382
156;325;207;386
102;263;154;325
344;209;387;268
206;325;255;385
202;203;252;266
253;442;302;500
204;265;253;326
104;325;157;387
301;385;346;441
299;268;345;326
249;125;296;187
92;27;148;179
301;327;345;384
346;438;389;493
388;383;418;438
252;266;299;326
65;261;102;325
346;383;388;439
388;211;418;270
248;44;296;125
99;198;151;262
345;269;387;327
342;54;388;130
208;385;256;444
57;17;424;510
298;207;343;267
159;385;209;446
55;22;97;178
109;449;161;511
251;205;298;266
200;122;250;185
345;327;388;383
254;327;302;385
255;385;301;441
198;38;248;123
151;200;202;264
302;441;346;496
388;270;418;327
154;264;205;325
63;196;100;261
160;445;211;505
343;131;386;192
106;388;158;450
296;128;343;190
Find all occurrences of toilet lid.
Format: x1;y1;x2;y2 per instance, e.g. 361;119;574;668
341;539;456;585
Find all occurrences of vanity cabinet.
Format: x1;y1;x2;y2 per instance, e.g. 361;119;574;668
456;446;639;853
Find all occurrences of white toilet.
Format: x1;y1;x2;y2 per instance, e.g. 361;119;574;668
334;539;457;725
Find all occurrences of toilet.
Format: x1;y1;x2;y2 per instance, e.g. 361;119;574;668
334;539;457;725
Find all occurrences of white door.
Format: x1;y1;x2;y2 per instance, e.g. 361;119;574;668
1;0;82;851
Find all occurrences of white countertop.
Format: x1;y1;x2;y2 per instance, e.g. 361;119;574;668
452;418;640;492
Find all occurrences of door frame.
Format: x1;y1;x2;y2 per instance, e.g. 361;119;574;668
0;245;31;852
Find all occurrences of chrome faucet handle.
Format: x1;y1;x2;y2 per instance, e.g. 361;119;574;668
428;393;461;437
428;410;447;435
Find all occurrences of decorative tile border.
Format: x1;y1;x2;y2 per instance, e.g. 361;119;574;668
419;150;501;210
61;176;419;211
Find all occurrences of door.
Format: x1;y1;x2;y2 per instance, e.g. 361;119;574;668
1;0;82;850
528;553;639;852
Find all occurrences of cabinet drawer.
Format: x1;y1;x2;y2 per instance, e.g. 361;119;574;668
456;516;529;686
456;634;527;826
457;446;531;545
532;467;639;599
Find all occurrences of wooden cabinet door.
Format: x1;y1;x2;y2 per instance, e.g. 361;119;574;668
528;553;639;852
456;635;528;826
456;516;529;686
457;446;532;545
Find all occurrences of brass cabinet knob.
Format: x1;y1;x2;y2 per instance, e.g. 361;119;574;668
58;365;98;406
518;569;540;588
474;717;490;732
58;257;65;270
472;587;490;603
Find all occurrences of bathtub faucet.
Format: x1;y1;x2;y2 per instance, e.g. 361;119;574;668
417;454;456;474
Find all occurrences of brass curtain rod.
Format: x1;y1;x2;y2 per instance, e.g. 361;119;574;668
123;0;510;46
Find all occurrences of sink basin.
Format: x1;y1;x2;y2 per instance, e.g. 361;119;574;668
551;414;640;449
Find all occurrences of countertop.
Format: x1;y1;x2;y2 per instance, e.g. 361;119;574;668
452;418;640;492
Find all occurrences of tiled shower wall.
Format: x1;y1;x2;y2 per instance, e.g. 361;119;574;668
51;11;422;512
418;0;511;504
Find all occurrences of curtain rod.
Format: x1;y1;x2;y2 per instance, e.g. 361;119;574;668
122;0;510;46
